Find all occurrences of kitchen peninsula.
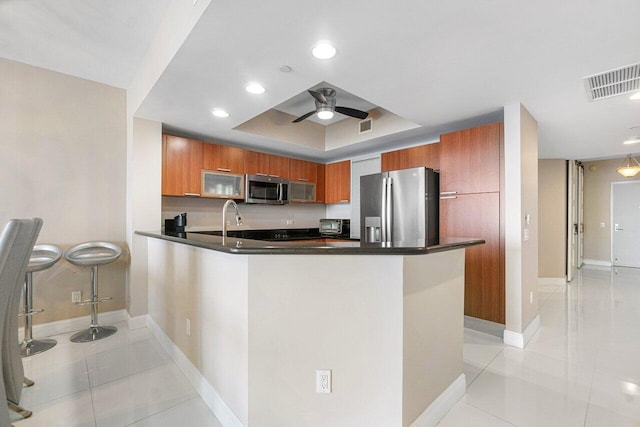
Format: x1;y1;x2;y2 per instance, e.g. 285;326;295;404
136;230;483;427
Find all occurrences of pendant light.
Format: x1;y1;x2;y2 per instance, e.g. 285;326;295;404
616;154;640;178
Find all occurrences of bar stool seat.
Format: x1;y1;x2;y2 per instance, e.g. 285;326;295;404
20;244;63;357
65;241;122;343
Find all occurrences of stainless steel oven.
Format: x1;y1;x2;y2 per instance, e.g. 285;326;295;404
245;174;289;204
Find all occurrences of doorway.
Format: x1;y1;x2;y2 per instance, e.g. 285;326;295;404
567;160;584;281
611;181;640;268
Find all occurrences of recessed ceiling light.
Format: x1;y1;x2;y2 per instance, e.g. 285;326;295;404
630;92;640;100
623;136;640;145
279;65;293;73
312;41;337;59
317;110;334;120
212;108;229;118
246;82;265;94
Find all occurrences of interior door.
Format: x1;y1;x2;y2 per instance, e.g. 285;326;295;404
578;163;584;268
567;160;577;281
612;182;640;268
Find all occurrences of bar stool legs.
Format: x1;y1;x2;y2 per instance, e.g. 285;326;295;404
20;271;56;357
69;265;117;343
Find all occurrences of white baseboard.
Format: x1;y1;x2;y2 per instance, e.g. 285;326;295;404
503;315;540;349
126;313;148;330
464;315;505;338
19;309;127;340
410;374;466;427
147;316;244;427
538;277;566;286
583;259;612;267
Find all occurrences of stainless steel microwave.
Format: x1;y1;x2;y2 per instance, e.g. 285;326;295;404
245;174;289;205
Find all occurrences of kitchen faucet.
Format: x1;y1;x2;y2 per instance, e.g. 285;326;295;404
222;199;242;243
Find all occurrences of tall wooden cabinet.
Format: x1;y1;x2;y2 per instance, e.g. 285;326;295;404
162;135;203;196
439;122;504;324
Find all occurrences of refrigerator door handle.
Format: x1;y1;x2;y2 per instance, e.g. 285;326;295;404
386;177;393;243
381;177;388;243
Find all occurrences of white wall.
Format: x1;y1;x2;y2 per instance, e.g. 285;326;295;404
503;103;539;341
0;58;127;323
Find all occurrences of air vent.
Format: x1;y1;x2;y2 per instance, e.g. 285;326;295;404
359;118;372;134
584;63;640;101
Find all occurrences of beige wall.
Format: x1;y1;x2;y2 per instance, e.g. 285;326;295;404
162;197;326;231
583;158;640;262
538;160;567;279
504;103;539;336
127;118;162;317
146;237;465;427
0;58;127;324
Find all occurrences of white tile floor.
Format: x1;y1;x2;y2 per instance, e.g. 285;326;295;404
10;265;640;426
439;265;640;426
11;322;222;427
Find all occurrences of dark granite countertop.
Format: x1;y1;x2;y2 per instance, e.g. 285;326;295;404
135;229;485;255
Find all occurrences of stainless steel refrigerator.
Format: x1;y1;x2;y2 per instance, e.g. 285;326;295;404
360;167;439;246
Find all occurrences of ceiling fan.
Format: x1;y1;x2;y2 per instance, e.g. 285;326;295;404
292;88;369;123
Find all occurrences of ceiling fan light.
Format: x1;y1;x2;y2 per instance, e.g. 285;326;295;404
616;155;640;177
317;110;334;120
312;41;337;59
623;136;640;145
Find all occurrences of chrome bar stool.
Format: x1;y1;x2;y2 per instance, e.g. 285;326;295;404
65;241;122;343
20;244;62;357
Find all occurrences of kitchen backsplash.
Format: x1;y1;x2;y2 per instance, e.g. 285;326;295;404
162;196;329;231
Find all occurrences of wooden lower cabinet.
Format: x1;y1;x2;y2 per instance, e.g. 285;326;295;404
440;192;504;324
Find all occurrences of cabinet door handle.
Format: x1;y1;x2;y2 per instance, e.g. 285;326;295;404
269;174;280;178
440;191;457;195
256;173;268;177
298;178;309;182
339;199;349;203
440;196;457;200
217;168;231;172
184;192;201;197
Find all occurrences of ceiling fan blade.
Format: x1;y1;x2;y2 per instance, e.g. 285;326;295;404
308;89;328;104
292;110;316;123
335;106;369;120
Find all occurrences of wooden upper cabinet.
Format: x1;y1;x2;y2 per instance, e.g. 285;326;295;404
381;143;440;172
268;154;290;179
244;151;270;175
162;135;203;196
202;143;245;173
289;159;318;183
325;160;351;203
315;164;326;203
439;122;501;194
244;151;290;178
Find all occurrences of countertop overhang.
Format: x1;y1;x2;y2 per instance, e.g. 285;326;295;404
135;230;485;255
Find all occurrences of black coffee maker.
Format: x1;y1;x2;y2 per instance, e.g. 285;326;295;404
165;213;187;233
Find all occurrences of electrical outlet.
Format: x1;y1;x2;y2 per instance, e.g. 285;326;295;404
186;318;191;336
529;291;533;304
286;219;294;225
316;370;331;393
523;228;529;241
71;291;81;303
